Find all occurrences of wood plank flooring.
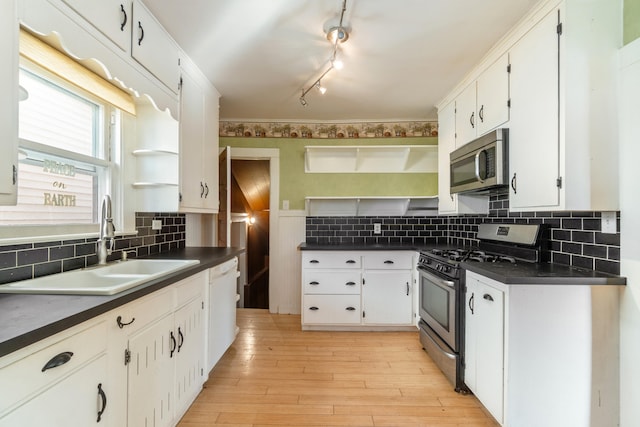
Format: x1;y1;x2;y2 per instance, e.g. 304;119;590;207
178;309;498;427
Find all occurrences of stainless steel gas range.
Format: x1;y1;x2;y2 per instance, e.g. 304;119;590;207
417;223;548;393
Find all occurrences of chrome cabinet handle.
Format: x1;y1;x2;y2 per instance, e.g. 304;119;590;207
406;282;410;296
97;383;107;422
511;173;517;193
470;111;475;128
177;327;184;352
483;293;494;302
204;183;209;198
468;293;475;315
479;105;484;123
200;182;204;197
120;4;127;31
116;315;135;329
42;351;73;372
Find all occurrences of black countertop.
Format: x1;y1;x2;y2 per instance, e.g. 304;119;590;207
298;242;626;286
0;247;244;358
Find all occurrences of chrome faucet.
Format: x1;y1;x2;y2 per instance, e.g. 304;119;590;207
96;195;115;265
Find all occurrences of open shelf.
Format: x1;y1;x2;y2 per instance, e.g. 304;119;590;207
305;145;437;173
305;196;438;217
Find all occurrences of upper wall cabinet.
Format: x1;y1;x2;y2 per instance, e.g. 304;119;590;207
0;0;18;206
179;55;220;213
60;0;131;52
508;0;620;212
455;53;510;147
20;0;180;117
131;0;180;94
437;101;489;215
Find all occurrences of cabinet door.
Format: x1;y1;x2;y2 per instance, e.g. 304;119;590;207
362;270;412;325
455;82;477;146
476;53;510;135
61;0;131;51
179;66;205;210
0;0;18;205
127;314;175;427
508;9;560;210
0;355;108;427
465;276;504;424
437;101;457;214
174;297;205;417
131;0;179;93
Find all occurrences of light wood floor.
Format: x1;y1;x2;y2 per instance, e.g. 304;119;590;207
178;309;498;427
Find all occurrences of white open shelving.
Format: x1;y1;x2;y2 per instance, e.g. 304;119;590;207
305;196;438;217
304;145;438;173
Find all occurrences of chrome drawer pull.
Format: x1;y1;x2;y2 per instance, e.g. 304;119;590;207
346;260;356;264
309;306;319;311
345;307;356;311
345;282;356;286
42;351;73;372
483;293;494;302
310;260;319;264
309;281;320;285
384;260;394;264
116;315;135;329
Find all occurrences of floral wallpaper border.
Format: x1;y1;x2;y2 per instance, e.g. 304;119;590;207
219;121;438;139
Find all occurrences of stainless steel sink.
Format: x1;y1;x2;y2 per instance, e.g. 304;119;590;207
0;259;200;295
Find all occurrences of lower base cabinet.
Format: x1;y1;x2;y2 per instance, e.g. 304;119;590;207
0;265;238;427
301;251;415;329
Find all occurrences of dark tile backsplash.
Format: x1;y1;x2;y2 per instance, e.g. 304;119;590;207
306;191;621;275
0;212;185;285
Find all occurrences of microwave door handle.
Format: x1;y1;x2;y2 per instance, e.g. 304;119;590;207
474;150;486;183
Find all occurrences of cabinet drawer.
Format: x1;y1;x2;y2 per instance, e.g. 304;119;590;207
302;252;361;269
0;320;107;415
175;271;206;308
109;287;173;335
303;271;361;295
303;295;361;325
363;252;413;269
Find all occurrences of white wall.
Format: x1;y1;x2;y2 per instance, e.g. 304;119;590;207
271;211;306;314
618;37;640;427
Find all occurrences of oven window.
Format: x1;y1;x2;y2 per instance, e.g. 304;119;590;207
422;278;450;331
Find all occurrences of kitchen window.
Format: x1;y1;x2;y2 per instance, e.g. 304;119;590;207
0;30;136;241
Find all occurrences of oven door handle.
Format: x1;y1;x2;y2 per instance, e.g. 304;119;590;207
421;325;456;359
418;267;456;289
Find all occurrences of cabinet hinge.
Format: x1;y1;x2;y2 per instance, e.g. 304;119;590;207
124;349;131;366
12;165;17;185
202;301;204;310
507;99;511;108
179;192;183;202
363;311;366;318
507;64;511;73
557;22;563;35
200;368;204;376
178;76;183;91
362;278;365;285
556;177;563;188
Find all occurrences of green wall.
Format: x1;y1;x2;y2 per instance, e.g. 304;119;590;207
221;137;438;210
625;0;640;44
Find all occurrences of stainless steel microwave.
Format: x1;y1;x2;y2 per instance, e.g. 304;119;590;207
449;128;508;194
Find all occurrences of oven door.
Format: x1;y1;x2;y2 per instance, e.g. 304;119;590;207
418;266;457;351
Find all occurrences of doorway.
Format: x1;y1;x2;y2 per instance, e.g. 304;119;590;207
219;147;279;311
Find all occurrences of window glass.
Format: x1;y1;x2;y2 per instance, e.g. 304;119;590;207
0;66;111;227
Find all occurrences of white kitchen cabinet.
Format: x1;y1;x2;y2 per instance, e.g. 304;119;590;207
465;270;621;427
508;0;619;211
0;0;18;205
301;251;416;329
60;0;131;51
464;273;505;424
179;55;220;213
125;272;206;427
0;320;109;426
437;101;489;215
0;355;109;427
362;270;412;325
131;0;180;94
207;257;239;372
455;53;510;147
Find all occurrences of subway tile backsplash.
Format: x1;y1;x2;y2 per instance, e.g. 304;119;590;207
306;192;621;275
0;212;185;285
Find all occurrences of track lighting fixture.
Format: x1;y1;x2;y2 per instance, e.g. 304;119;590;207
299;0;349;107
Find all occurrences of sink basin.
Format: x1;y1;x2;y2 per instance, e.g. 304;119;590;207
0;259;200;296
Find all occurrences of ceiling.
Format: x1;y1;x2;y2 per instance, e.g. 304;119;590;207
142;0;541;122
